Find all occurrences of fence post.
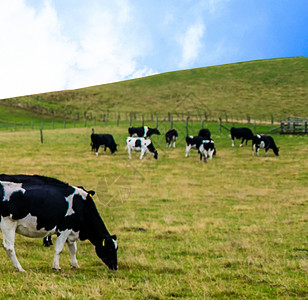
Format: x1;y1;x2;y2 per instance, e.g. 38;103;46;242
219;118;222;133
253;119;256;133
142;115;144;126
155;116;158;128
185;117;189;136
201;118;204;129
117;113;120;126
40;129;43;144
247;114;250;124
170;116;173;129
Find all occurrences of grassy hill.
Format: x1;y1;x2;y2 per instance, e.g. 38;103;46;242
1;57;307;121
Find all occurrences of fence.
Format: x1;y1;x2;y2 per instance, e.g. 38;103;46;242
1;113;304;134
280;117;308;134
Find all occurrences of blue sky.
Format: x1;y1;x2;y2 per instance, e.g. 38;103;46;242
0;0;307;99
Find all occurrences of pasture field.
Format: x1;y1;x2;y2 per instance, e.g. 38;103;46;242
0;122;307;299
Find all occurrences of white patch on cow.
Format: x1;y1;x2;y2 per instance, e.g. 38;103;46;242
65;193;75;216
112;239;118;250
1;182;25;201
260;141;265;149
12;214;56;238
65;188;88;217
143;126;149;138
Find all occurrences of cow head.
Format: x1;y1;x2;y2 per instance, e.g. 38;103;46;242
95;235;118;270
147;128;161;137
273;147;279;156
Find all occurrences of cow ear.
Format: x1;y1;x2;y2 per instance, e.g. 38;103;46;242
88;190;95;197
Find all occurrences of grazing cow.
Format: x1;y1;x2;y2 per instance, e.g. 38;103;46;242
230;127;254;147
91;133;118;155
252;135;279;156
0;174;118;272
198;128;211;139
126;137;158;160
128;126;160;139
165;129;178;148
199;140;215;162
185;136;205;157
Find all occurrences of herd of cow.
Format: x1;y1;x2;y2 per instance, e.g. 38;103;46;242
90;125;279;161
0;125;279;273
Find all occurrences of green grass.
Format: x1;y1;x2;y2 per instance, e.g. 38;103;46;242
0;122;307;299
2;57;308;121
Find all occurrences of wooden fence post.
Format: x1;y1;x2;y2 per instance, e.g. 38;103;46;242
219;118;222;133
142;115;144;126
117;113;120;126
40;129;43;144
185;117;189;136
129;114;132;127
155;116;158;128
201;118;204;129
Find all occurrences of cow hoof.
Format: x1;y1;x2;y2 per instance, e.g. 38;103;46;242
71;265;79;269
16;267;26;272
52;267;62;272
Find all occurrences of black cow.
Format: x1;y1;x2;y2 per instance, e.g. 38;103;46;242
186;136;216;157
128;126;160;139
252;135;279;156
199;140;215;162
165;129;178;148
91;133;118;155
185;136;205;157
0;174;118;272
230;127;254;147
198;128;211;139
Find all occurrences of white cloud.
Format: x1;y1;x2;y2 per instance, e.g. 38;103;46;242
178;22;205;68
0;0;156;99
0;0;77;99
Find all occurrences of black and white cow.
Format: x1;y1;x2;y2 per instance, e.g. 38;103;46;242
0;174;118;272
91;133;118;155
252;135;279;156
165;129;178;148
199;140;215;162
230;127;254;147
198;128;211;139
128;126;160;139
185;136;205;157
126;137;158;160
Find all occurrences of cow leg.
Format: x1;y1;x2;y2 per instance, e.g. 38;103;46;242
185;145;191;157
252;144;256;156
1;219;25;272
173;140;176;148
203;151;207;162
67;241;79;269
140;149;145;160
208;149;214;160
128;147;132;159
53;230;71;270
240;138;244;147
